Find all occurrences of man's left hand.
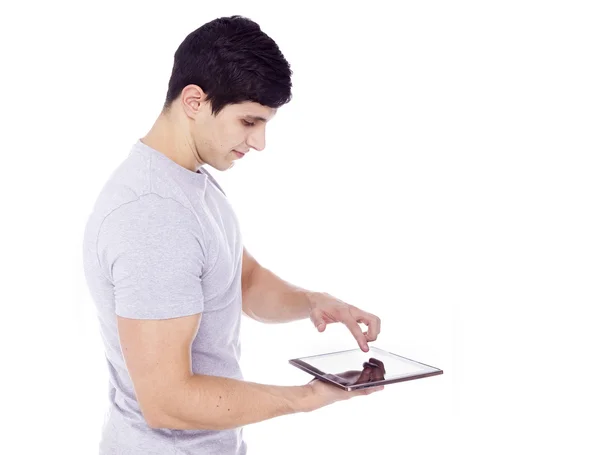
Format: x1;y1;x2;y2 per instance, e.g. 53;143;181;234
308;292;381;352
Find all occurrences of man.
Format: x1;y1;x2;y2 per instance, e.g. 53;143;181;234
82;15;383;455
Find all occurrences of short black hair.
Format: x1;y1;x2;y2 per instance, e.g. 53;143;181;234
163;15;293;116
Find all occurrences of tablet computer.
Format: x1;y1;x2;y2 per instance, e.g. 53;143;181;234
289;346;443;391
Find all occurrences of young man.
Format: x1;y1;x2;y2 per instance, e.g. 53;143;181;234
82;15;382;455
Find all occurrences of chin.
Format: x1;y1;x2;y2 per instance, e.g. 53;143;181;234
214;161;234;172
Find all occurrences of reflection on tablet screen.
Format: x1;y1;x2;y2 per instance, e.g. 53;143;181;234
292;346;440;388
323;357;387;386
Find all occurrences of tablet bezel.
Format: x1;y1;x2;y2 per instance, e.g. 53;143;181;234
289;346;443;391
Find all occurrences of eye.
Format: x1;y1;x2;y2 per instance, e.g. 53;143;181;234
242;120;255;127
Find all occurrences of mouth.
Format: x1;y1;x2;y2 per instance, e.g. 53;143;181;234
233;150;246;158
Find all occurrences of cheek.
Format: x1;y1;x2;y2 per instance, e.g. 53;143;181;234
205;128;225;153
222;125;245;150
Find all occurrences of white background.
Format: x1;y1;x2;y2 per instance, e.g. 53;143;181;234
1;1;599;453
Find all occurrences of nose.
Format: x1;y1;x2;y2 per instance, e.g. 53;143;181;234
247;129;266;152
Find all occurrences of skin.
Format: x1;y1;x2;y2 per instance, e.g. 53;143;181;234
118;85;384;431
142;84;276;172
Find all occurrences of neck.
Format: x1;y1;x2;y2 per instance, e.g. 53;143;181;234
141;111;204;172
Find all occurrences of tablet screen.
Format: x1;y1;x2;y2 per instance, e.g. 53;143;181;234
289;346;442;391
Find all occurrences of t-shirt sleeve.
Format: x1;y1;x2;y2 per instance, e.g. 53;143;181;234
96;193;207;319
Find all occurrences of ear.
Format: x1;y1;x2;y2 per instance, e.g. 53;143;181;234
180;85;208;119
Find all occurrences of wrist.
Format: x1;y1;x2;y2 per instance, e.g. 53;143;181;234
290;384;315;413
306;290;325;311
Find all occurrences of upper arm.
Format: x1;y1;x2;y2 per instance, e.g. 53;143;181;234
241;247;262;318
96;195;208;425
241;247;260;296
117;313;201;427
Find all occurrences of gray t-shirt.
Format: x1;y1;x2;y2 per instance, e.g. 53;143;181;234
82;140;246;454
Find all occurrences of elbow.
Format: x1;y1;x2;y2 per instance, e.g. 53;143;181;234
142;407;190;430
242;305;259;322
144;411;189;430
136;382;232;431
136;386;190;429
141;407;168;429
146;417;163;430
138;400;178;429
141;405;218;431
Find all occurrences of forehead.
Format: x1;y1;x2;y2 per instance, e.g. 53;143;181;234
230;101;277;122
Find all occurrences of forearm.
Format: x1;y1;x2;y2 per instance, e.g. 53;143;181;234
153;375;310;430
243;265;317;323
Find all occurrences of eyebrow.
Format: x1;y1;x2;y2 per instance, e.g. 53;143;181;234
245;115;269;123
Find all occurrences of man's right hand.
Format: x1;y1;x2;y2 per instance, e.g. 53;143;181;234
303;379;384;412
301;369;385;413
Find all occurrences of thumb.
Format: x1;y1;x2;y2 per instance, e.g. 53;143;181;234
310;311;326;332
315;320;327;333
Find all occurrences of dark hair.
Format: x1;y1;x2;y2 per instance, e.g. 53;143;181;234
163;15;293;116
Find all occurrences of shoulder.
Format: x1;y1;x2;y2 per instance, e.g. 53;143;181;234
99;193;199;236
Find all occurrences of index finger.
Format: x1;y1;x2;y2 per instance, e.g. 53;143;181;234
341;315;369;352
356;311;381;342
